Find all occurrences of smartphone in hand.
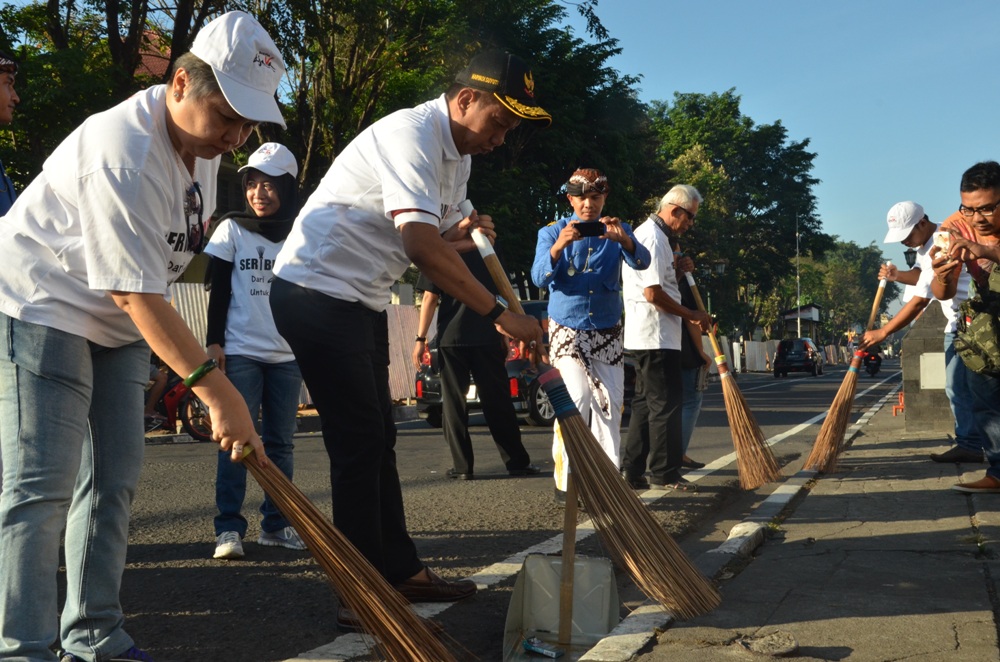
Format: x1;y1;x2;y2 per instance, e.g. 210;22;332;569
575;222;606;237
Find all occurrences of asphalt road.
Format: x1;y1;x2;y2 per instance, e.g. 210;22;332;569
115;360;902;661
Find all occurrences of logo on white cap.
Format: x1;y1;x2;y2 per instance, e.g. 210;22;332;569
190;11;286;129
884;201;925;243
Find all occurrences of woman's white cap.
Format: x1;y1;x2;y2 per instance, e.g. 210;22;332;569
190;11;286;128
239;142;298;178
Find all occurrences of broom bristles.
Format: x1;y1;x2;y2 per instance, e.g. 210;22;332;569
241;451;456;661
687;278;779;489
718;370;782;489
804;354;862;473
539;368;721;620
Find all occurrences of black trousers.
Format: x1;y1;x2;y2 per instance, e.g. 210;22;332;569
439;342;530;474
270;278;422;584
621;348;683;484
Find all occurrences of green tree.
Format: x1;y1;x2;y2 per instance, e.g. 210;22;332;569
648;89;831;338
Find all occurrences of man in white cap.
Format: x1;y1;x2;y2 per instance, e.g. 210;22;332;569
0;11;285;661
859;201;983;463
270;49;548;629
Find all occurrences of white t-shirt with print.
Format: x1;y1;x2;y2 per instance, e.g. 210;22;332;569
907;233;970;334
274;94;469;312
204;219;294;363
623;219;683;350
0;85;218;347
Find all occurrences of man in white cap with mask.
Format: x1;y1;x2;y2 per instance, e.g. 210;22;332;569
859;201;983;463
0;11;286;661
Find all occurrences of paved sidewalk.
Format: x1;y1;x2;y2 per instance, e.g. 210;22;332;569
624;396;1000;661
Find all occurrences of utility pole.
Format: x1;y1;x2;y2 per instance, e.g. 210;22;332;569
796;215;802;338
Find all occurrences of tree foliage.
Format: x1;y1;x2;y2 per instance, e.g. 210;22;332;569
647;90;835;339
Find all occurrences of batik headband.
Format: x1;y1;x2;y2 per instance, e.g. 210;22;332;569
565;172;609;196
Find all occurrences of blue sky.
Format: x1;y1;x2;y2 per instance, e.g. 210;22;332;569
561;0;997;285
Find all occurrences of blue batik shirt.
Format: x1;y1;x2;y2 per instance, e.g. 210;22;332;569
531;214;650;330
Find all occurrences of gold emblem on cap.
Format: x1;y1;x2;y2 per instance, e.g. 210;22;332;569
523;71;535;98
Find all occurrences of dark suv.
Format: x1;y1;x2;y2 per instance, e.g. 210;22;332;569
773;337;825;378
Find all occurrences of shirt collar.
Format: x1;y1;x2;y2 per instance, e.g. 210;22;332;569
432;94;461;162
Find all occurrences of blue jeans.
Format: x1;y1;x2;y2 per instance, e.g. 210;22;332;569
0;313;148;660
944;332;985;453
680;367;705;455
215;355;302;537
965;368;1000;480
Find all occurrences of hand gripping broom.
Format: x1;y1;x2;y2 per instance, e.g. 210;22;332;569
462;202;720;619
237;448;457;661
684;272;781;490
804;262;891;473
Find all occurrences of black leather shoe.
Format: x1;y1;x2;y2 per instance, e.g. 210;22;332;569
508;464;541;476
681;458;706;469
393;568;477;603
446;468;474;480
930;446;985;463
621;471;650;490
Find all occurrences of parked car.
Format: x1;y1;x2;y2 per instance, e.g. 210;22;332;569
773;337;825;378
415;300;635;427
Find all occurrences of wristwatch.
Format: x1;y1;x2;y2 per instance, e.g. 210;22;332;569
486;296;508;322
414;336;427;342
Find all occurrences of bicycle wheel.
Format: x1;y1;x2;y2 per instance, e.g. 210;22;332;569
180;392;213;442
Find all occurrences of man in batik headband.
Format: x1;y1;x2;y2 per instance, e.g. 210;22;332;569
531;168;650;504
0;49;20;215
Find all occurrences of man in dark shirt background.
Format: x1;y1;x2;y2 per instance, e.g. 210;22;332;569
413;250;540;480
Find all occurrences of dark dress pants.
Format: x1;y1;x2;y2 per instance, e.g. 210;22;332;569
270;278;422;584
621;348;683;484
439;342;530;474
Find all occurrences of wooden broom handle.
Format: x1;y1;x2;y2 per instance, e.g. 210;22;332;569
460;200;525;315
460;202;575;638
684;272;724;358
865;261;892;332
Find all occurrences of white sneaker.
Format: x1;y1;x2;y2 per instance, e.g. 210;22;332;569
257;526;307;551
213;531;244;559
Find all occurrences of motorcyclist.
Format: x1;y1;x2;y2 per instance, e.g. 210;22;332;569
864;347;883;375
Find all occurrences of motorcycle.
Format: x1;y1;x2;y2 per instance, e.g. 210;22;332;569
863;351;882;377
145;367;213;442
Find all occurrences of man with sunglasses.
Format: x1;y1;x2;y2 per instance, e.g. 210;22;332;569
621;185;712;492
932;161;1000;493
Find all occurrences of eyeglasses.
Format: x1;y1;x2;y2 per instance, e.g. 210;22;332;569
185;182;204;254
958;201;1000;218
672;203;695;221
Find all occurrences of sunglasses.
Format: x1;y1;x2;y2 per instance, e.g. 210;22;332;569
184;182;204;254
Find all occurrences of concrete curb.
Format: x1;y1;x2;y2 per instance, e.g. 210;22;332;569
578;394;893;662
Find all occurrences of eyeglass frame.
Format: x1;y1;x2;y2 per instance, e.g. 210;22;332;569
958;200;1000;218
671;203;695;221
185;182;205;255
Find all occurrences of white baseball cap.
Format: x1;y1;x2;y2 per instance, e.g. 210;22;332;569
884;201;925;243
190;11;286;128
239;142;298;178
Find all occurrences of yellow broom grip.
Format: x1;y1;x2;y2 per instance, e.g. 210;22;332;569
684;271;724;358
865;260;892;332
460;200;525;315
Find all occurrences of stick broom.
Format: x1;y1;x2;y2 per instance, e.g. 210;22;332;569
462;201;720;619
685;272;780;490
804;263;891;473
239;449;456;661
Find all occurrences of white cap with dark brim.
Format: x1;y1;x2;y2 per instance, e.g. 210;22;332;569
190;11;286;129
